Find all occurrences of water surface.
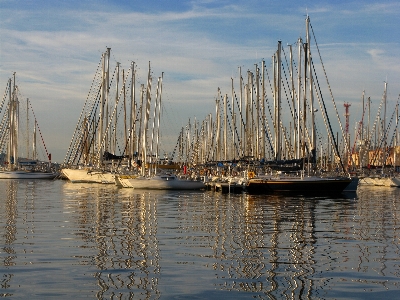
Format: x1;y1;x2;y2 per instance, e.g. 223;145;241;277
0;180;399;299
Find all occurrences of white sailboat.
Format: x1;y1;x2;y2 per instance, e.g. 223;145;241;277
61;48;133;183
358;83;400;187
115;173;205;190
0;73;57;179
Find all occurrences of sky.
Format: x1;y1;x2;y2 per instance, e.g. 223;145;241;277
1;0;399;163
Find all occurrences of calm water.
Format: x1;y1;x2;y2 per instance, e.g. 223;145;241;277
0;179;399;299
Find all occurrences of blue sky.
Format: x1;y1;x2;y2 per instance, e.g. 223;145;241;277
1;0;399;162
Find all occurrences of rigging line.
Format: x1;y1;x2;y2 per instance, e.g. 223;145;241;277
264;66;277;157
231;91;244;155
369;91;386;150
309;20;348;169
63;56;103;164
311;56;346;172
382;100;400;167
95;67;132;159
0;82;10;116
370;99;399;166
254;73;274;159
27;100;50;161
279;52;297;159
226;90;241;158
67;82;102;165
351;99;368;155
70;77;106;166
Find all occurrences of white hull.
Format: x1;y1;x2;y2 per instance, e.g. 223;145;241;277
61;168;115;184
115;174;205;190
359;176;400;187
0;170;57;179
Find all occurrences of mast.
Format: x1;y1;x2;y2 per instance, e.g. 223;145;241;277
137;84;144;167
261;60;266;159
215;91;221;161
26;98;29;159
223;93;227;161
97;49;109;167
33;119;37;160
383;82;387;168
143;61;152;176
302;42;307;166
289;45;296;159
231;77;235;159
255;64;260;159
239;67;243;157
306;16;316;161
155;73;163;170
129;62;136;165
150;75;161;175
297;37;302;159
276;41;282;161
6;77;12;169
394;102;398;170
113;61;120;154
8;73;19;170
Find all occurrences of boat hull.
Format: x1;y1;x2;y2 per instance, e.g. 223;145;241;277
359;176;400;187
246;177;353;195
115;175;205;190
0;171;57;179
61;168;115;184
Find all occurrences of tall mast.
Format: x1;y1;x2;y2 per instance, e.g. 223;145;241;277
231;77;235;159
130;62;136;163
255;64;260;159
7;78;12;169
289;45;296;159
261;60;266;159
306;16;316;158
98;49;110;167
155;73;163;169
297;37;302;159
275;41;282;161
276;41;282;160
223;93;227;161
239;67;243;157
302;42;307;163
113;61;120;154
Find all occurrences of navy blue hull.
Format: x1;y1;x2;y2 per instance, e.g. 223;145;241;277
246;178;353;195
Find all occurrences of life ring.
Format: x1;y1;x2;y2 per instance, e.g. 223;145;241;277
248;171;255;179
199;169;205;176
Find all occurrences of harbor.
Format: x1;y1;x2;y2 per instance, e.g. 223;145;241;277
1;2;400;298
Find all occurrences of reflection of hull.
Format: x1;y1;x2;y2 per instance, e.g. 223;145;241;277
115;174;205;190
246;176;352;195
359;176;400;187
0;170;57;179
61;168;115;183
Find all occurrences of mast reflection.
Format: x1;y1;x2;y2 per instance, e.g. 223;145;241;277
63;183;160;299
207;193;317;298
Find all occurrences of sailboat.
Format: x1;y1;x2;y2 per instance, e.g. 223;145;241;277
0;73;57;179
358;83;400;187
113;62;205;190
244;16;353;195
61;48;133;183
115;173;205;190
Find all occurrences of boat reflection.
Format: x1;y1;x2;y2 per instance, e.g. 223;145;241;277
62;182;161;299
1;179;398;298
1;180;41;295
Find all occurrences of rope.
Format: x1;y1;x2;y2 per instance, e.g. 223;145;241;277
27;100;51;161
